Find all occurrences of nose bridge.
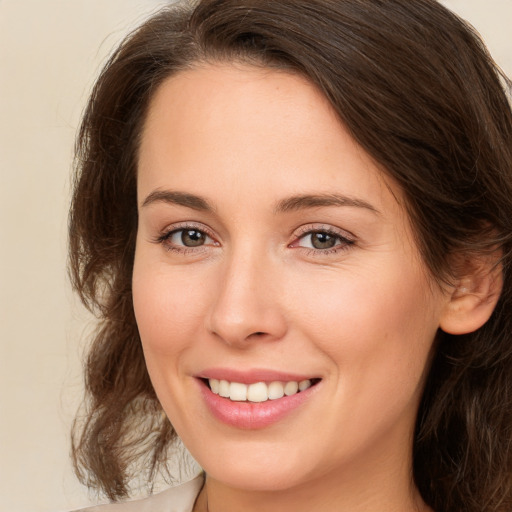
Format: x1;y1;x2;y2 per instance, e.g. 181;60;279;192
207;241;286;345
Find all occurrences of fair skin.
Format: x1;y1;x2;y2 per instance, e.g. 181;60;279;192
132;63;489;512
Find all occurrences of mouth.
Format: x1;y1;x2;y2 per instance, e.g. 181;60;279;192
196;369;322;429
202;377;321;403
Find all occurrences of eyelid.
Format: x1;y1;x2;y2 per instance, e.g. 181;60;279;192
292;223;355;242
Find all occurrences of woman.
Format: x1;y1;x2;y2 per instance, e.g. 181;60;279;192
69;1;512;511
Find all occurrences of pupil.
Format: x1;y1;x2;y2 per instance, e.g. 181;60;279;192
182;230;205;247
312;232;336;249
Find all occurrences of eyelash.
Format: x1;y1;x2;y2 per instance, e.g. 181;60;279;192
153;223;355;256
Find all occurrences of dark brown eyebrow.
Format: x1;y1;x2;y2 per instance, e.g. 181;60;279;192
141;190;378;215
274;193;380;214
141;190;215;212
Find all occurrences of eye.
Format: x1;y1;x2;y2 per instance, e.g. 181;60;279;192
168;228;212;247
153;224;218;253
300;231;340;250
290;226;355;254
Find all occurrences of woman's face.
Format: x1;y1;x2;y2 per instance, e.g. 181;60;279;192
133;64;450;493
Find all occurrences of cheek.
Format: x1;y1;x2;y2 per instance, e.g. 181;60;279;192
131;251;212;425
298;260;436;337
132;252;208;357
293;261;439;395
289;266;440;453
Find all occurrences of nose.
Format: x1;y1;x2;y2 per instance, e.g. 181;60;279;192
206;248;288;347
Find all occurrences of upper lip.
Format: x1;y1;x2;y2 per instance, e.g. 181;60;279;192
196;368;319;384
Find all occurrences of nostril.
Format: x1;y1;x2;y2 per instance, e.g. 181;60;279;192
247;331;267;340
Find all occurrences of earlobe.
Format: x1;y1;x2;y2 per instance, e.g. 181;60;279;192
439;257;503;335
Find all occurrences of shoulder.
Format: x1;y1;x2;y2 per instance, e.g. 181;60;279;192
72;474;204;512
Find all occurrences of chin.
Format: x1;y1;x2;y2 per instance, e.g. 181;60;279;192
186;433;326;492
204;459;309;492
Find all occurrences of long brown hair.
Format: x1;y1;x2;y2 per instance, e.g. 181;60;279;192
69;0;512;509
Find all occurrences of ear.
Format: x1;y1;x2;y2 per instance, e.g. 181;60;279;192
439;252;503;335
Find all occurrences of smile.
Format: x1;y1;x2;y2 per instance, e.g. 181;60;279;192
198;375;321;429
208;378;314;402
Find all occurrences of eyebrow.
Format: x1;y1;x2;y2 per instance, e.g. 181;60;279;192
141;189;379;215
141;190;215;212
274;193;380;215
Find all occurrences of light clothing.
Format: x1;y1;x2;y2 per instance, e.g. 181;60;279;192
74;474;204;512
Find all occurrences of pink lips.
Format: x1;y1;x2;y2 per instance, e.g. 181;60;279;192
196;368;320;429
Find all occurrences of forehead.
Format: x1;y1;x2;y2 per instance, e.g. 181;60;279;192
137;63;401;217
140;63;338;160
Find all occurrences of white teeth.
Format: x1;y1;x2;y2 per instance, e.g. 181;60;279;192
210;379;219;394
268;381;285;400
208;378;314;402
299;379;312;391
247;382;268;402
229;382;248;401
284;381;299;396
218;379;230;398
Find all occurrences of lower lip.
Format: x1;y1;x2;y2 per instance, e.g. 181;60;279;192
198;380;319;429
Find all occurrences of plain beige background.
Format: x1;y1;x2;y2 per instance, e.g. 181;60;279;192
0;1;510;511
